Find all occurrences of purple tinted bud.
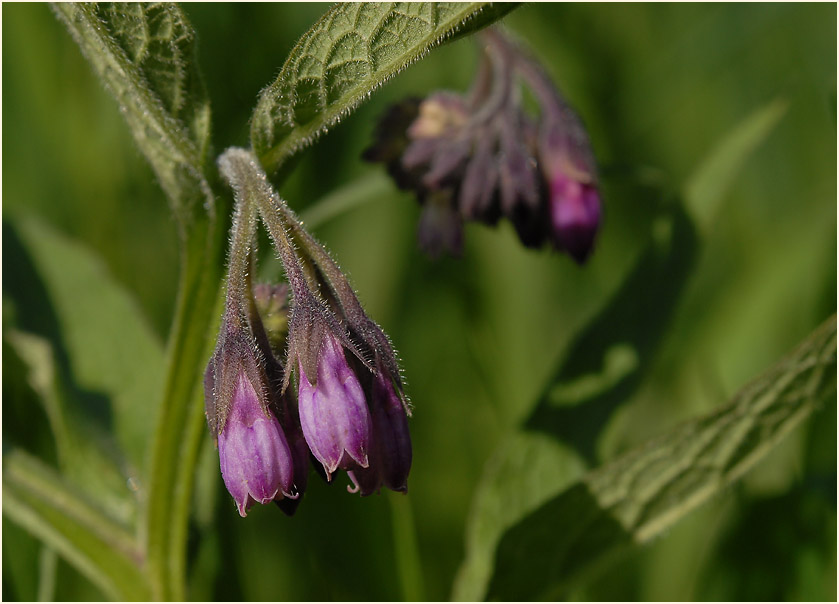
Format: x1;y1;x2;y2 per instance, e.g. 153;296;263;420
547;171;600;264
218;371;296;517
298;332;372;479
372;371;412;492
347;371;412;496
539;116;601;264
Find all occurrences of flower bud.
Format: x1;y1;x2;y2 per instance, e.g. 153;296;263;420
252;282;290;356
219;370;296;516
539;121;600;264
417;191;464;258
297;330;372;479
347;371;412;496
547;171;600;263
205;323;297;517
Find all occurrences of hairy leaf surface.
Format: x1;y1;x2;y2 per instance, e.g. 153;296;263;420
52;2;212;226
487;315;837;600
251;2;518;173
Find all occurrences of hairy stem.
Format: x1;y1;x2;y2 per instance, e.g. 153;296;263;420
144;206;227;601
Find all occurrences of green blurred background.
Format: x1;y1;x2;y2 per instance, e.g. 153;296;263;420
3;3;836;601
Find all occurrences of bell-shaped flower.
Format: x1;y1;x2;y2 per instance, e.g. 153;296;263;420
205;318;298;517
297;330;372;479
539;120;601;264
347;370;412;496
218;369;296;516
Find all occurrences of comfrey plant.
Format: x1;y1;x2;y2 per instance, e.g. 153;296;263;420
6;3;835;602
206;149;412;516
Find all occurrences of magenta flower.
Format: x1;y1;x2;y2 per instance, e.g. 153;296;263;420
297;331;372;479
547;171;600;264
217;370;296;516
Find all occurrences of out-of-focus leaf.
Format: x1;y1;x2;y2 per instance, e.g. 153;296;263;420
453;199;698;601
685;98;787;230
525;202;699;461
2;450;148;601
251;2;519;174
4;329;138;526
452;432;587;601
51;2;212;227
487;315;837;601
12;215;164;476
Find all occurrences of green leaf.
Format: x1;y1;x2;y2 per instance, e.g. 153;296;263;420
2;450;149;601
685;98;787;231
452;432;588;601
11;215;165;476
486;315;837;601
524;203;699;462
52;2;212;227
4;329;138;526
453;200;699;601
251;2;519;173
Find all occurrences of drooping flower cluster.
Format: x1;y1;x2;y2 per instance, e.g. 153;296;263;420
364;27;601;264
204;148;411;517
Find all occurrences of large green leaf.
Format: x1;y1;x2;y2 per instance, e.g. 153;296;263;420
4;329;138;526
2;450;149;601
452;200;698;601
251;2;519;173
11;215;165;476
52;2;212;227
487;315;836;600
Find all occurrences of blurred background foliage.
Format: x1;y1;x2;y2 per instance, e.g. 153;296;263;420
3;3;836;601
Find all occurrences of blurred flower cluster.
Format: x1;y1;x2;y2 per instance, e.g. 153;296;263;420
204;149;412;517
365;27;601;263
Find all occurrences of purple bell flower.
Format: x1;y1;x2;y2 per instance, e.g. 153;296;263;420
347;370;412;496
547;171;600;264
297;331;372;479
217;369;296;517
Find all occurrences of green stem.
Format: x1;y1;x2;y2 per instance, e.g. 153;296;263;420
144;207;228;601
389;494;425;601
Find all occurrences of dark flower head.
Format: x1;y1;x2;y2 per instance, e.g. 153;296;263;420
364;27;602;264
